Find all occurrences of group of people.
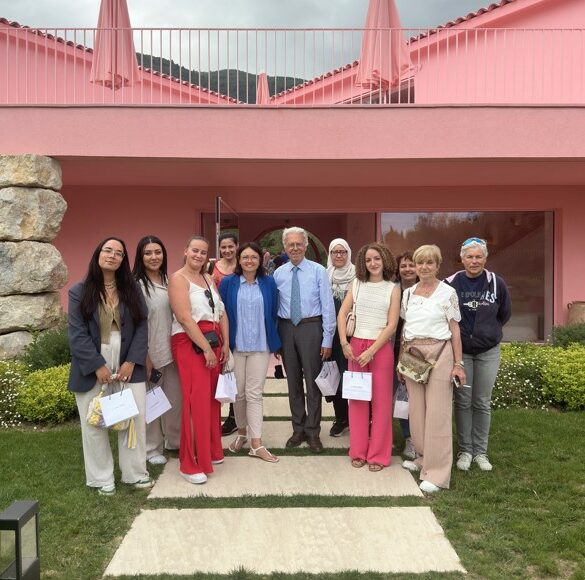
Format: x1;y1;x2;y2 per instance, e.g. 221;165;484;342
67;227;510;496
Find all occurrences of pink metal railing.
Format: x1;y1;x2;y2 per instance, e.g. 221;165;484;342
1;24;584;106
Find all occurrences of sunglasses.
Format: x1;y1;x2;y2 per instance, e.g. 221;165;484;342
462;237;486;248
204;289;215;313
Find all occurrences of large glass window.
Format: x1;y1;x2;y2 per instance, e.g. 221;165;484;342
381;211;554;341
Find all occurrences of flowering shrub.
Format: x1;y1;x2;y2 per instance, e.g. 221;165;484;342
0;361;28;428
541;344;585;410
17;364;76;424
492;343;555;410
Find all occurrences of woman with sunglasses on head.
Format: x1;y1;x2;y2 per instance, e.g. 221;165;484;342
67;237;152;496
218;242;281;462
326;238;355;437
132;235;182;466
400;244;465;493
445;237;511;472
168;236;230;484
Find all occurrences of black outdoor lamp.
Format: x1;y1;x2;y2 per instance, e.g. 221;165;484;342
0;501;40;580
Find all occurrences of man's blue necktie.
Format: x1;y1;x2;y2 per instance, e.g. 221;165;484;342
290;266;302;326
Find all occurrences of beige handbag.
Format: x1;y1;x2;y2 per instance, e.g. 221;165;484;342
345;279;360;338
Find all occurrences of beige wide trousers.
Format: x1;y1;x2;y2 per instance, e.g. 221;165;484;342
404;339;454;489
74;331;149;488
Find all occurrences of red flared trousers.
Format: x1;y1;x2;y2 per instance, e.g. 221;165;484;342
171;323;223;475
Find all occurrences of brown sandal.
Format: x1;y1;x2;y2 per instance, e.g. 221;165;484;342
368;463;384;472
351;458;367;468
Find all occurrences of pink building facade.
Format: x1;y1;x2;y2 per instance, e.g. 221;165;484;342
1;0;585;342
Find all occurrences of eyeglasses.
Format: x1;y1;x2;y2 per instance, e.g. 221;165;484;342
330;250;348;257
462;237;486;248
240;255;260;262
101;247;124;259
285;243;305;249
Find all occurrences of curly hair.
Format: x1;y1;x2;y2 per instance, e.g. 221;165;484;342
355;243;396;282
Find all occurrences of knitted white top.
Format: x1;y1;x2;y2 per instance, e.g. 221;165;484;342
353;279;396;340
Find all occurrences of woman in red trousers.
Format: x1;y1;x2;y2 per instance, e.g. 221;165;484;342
168;236;230;484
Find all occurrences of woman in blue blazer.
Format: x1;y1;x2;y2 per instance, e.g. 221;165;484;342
219;242;281;463
68;237;152;495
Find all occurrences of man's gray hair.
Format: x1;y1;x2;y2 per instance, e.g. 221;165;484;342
282;227;309;247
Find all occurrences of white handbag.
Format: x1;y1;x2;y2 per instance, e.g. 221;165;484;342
342;371;373;401
145;386;172;424
315;361;340;397
215;372;237;404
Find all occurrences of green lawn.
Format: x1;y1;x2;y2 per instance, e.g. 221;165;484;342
1;409;584;579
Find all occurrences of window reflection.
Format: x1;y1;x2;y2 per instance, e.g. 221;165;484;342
381;211;553;341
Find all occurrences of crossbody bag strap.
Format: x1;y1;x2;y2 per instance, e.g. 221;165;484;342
351;278;359;313
426;340;448;365
201;273;217;320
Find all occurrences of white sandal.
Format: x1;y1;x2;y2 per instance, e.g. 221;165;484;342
248;445;279;463
228;435;247;453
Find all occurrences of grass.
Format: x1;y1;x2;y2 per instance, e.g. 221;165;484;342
1;409;584;579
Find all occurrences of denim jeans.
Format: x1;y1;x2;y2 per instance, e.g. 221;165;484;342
454;344;501;456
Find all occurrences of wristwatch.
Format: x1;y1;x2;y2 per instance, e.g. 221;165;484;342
454;360;465;367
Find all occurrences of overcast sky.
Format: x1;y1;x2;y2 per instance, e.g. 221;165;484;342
0;0;498;29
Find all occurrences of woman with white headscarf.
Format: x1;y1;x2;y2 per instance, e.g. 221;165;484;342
326;238;356;437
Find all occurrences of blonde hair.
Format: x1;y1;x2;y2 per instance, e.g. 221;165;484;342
413;244;442;266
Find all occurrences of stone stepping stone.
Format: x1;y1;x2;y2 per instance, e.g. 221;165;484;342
149;456;421;499
104;506;465;576
221;396;334;419
221;420;349;450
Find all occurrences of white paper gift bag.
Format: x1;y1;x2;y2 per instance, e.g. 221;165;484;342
215;372;237;404
342;371;373;401
145;385;172;424
100;387;139;427
315;361;340;397
393;379;409;420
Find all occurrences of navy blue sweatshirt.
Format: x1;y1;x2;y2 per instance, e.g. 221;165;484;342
445;269;511;355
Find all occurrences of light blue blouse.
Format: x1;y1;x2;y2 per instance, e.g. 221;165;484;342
235;276;268;352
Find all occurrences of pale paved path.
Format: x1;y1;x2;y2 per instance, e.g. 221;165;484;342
149;456;421;498
105;507;465;576
221;394;335;418
222;420;349;450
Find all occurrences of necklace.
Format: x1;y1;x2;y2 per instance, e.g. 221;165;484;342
418;281;439;297
104;281;117;290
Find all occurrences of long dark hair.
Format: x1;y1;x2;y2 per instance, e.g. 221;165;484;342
132;235;168;297
80;237;145;324
234;242;265;277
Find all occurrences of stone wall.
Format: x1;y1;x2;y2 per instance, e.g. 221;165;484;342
0;155;68;359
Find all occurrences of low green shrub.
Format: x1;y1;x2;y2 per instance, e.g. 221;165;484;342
20;322;70;371
550;322;585;348
493;343;555;410
541;344;585;410
17;364;76;423
0;361;28;428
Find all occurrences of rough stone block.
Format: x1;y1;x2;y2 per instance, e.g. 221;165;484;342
0;241;68;295
0;331;33;360
0;187;67;241
0;155;62;190
0;293;63;333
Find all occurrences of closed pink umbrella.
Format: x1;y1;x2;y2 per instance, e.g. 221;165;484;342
355;0;413;90
256;71;270;104
90;0;140;90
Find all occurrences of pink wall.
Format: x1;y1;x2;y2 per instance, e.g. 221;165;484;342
0;22;233;105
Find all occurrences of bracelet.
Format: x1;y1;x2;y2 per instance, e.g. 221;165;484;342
454;361;464;367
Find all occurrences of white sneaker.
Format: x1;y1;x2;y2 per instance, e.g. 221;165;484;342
97;484;116;496
419;480;441;493
401;460;420;472
180;471;208;485
456;452;473;471
148;454;167;466
473;454;493;471
211;458;224;465
402;438;416;460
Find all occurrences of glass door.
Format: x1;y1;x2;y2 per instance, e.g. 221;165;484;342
214;196;239;259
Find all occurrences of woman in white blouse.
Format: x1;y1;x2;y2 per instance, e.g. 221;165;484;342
400;244;466;493
338;243;400;472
